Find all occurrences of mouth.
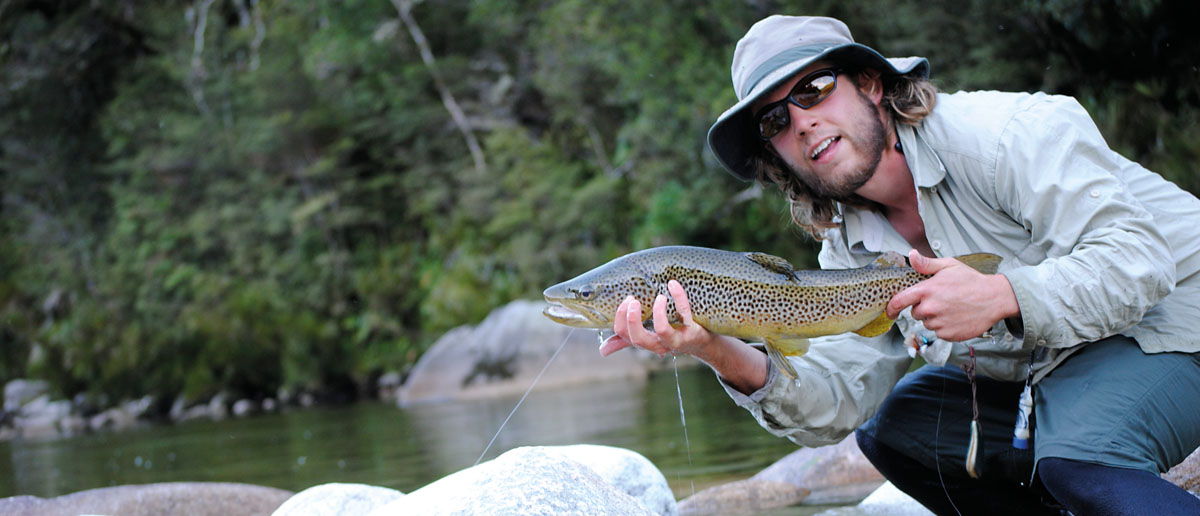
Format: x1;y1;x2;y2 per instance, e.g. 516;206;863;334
542;300;606;328
810;136;840;161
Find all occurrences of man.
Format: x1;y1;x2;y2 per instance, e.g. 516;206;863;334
601;15;1200;515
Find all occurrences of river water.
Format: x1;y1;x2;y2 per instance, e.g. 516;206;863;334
0;365;813;506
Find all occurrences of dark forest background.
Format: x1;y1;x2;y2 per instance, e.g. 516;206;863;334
2;0;1197;408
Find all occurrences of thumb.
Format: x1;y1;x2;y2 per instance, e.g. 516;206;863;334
908;249;955;275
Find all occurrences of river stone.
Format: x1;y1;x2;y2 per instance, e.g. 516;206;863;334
0;482;293;516
365;446;656;516
853;481;933;516
753;434;885;505
4;379;50;412
1164;445;1200;493
677;479;810;516
398;300;664;405
544;444;677;516
271;483;403;516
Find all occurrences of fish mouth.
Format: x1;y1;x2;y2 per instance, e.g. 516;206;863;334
542;299;608;328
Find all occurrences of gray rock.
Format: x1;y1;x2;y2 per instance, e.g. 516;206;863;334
271;483;403;516
365;446;656;516
0;482;292;516
376;372;403;402
262;398;279;412
209;392;230;420
545;444;678;516
4;379;49;412
13;396;73;439
677;434;883;515
677;479;810;516
232;399;259;417
89;406;138;432
752;434;884;505
852;481;933;516
1164;445;1200;492
399;300;665;405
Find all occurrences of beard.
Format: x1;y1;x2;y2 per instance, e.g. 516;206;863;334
782;88;887;204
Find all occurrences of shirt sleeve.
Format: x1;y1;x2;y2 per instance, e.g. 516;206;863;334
715;240;913;447
990;96;1175;349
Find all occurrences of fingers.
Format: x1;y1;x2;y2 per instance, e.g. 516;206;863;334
667;280;694;324
908;249;956;275
887;285;921;319
599;334;631;357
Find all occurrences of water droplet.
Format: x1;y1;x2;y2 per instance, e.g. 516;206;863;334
596;329;614;345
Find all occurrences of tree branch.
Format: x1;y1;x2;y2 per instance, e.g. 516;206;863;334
391;0;487;176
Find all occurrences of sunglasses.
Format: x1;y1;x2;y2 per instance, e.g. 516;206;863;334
754;68;841;140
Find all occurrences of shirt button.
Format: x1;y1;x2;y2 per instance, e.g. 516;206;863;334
930;240;942;251
1089;189;1101;198
1037;338;1047;346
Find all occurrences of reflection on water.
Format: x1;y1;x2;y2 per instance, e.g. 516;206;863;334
0;365;802;500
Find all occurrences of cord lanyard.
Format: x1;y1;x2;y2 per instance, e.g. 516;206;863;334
1012;348;1037;450
962;345;983;479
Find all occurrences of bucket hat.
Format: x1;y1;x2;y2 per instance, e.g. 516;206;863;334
707;16;929;181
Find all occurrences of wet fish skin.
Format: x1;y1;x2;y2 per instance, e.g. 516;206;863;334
542;246;1001;378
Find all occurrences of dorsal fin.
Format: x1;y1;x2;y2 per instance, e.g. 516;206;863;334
868;251;908;269
746;252;797;280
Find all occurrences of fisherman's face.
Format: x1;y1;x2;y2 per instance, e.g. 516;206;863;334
753;62;887;201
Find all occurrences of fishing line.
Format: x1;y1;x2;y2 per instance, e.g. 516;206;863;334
934;371;964;516
474;327;575;466
672;354;696;497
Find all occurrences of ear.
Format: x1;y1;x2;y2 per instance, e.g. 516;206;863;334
857;69;884;105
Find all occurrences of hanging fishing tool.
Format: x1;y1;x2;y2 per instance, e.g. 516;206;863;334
1012;348;1037;449
961;344;983;479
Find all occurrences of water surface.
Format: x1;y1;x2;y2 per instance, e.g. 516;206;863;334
1;365;807;502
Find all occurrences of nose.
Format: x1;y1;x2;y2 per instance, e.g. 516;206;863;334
785;101;818;136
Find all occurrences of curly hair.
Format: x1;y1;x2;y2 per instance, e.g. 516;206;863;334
754;70;938;240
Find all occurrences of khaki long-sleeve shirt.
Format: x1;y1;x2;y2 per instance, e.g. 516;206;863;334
722;91;1200;447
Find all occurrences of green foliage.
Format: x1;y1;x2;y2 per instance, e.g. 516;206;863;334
1;0;1197;403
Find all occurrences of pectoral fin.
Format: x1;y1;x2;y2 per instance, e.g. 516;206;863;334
764;337;811;380
853;311;897;338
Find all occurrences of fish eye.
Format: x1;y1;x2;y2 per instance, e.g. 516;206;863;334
577;285;596;300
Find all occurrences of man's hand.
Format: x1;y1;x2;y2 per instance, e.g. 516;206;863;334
600;280;713;357
886;250;1020;342
599;279;768;394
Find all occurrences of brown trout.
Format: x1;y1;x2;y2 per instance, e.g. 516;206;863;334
542;246;1001;378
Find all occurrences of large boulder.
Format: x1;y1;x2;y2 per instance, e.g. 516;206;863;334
399;300;667;405
677;479;810;516
365;446;658;516
677;434;884;515
753;434;885;504
0;482;292;516
271;483;403;516
545;444;677;516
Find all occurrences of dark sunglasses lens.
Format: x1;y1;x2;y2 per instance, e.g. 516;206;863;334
758;104;790;139
791;72;837;107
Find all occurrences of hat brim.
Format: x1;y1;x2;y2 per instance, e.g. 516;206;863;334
708;43;929;182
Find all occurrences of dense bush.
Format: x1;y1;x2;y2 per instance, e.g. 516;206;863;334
1;0;1195;404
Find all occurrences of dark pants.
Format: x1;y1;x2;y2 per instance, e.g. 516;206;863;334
856;336;1200;515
